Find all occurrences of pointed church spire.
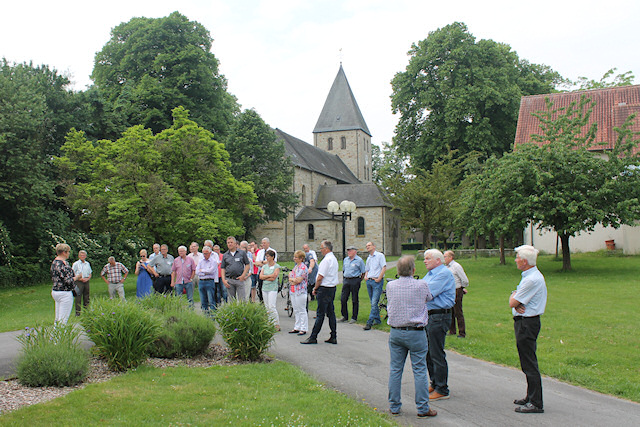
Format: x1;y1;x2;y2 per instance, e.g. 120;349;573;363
313;65;371;136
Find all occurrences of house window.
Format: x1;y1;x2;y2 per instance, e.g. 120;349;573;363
328;138;333;150
357;217;365;236
341;136;346;149
301;185;306;206
308;224;315;240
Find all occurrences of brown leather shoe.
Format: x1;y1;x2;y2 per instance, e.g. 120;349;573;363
429;391;450;401
429;386;434;393
417;408;437;418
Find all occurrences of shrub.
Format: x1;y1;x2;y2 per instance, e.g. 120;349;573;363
149;309;216;358
138;292;190;314
81;298;161;371
16;324;89;387
215;300;276;361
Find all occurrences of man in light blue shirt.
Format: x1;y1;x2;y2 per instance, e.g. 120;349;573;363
363;241;387;330
423;249;455;401
509;245;547;414
340;245;365;324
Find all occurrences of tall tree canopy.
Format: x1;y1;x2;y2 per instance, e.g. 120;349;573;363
56;107;261;247
0;60;83;269
391;22;562;170
224;109;297;232
91;11;238;136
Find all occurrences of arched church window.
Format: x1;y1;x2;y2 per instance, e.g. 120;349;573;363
357;217;365;236
328;138;333;150
301;185;306;205
341;136;346;149
308;224;315;240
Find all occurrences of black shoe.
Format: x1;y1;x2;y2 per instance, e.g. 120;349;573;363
513;398;528;405
338;317;348;322
363;323;372;331
325;337;337;344
300;337;318;344
457;335;465;338
288;330;300;334
515;403;544;413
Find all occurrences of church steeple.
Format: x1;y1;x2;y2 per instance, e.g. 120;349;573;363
313;65;371;135
313;66;373;182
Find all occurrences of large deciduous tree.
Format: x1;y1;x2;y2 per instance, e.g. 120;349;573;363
91;11;238;136
391;22;562;170
224;110;297;232
57;107;261;247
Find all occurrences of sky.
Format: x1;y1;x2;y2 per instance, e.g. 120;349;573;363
2;0;640;145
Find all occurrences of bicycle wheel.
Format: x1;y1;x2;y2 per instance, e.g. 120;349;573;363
280;277;289;298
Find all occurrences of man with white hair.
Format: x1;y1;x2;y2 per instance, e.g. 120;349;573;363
423;249;455;401
171;245;196;306
187;242;204;290
101;256;129;300
221;236;250;300
196;245;219;314
510;245;547;414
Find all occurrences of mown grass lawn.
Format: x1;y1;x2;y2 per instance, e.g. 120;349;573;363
0;361;395;426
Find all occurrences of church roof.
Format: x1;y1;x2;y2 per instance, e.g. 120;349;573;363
515;85;640;154
314;183;393;209
294;206;336;221
275;128;360;184
313;65;372;136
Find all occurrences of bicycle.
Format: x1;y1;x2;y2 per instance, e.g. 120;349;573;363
278;267;293;317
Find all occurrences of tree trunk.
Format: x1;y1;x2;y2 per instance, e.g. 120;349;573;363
474;236;478;260
560;233;572;271
499;235;505;265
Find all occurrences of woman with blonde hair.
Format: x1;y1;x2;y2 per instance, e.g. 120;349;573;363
135;249;153;298
259;250;281;331
288;250;309;335
51;243;81;324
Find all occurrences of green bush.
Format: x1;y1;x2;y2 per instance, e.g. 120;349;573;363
215;300;276;361
138;292;190;314
16;324;89;387
81;298;161;371
149;309;216;358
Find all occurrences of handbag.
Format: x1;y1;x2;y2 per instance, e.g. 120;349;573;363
72;284;81;297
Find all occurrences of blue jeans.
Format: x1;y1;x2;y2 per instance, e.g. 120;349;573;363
215;280;227;304
366;279;383;325
199;279;216;314
426;312;452;395
175;281;194;307
389;328;430;414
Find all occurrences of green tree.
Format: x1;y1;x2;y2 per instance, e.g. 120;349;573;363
224;109;297;231
57;107;261;247
91;12;238;136
391;22;562;170
371;141;408;198
0;60;83;270
573;68;635;90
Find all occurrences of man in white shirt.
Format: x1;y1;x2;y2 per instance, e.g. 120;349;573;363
72;250;92;316
187;242;204;290
301;240;338;345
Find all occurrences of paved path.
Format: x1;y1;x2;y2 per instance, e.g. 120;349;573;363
2;272;640;425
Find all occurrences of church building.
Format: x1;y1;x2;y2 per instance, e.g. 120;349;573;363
252;66;401;257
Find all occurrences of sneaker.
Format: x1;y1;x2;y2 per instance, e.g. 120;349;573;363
363;323;372;331
429;391;450;401
515;403;544;413
348;319;357;324
417;408;437;418
338;318;348;322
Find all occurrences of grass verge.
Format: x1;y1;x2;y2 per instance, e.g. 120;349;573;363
0;361;395;426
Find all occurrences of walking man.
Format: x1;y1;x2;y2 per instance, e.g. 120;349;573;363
301;240;338;344
444;250;469;338
72;250;92;316
510;245;547;414
386;256;437;418
423;249;455;401
363;241;386;330
101;256;129;300
340;245;365;324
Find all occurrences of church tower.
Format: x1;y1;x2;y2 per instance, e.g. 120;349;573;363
313;65;373;182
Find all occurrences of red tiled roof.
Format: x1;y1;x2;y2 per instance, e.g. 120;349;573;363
514;85;640;153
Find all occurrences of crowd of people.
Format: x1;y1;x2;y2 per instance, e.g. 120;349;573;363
49;239;546;418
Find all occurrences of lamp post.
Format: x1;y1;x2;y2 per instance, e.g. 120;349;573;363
327;200;357;258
